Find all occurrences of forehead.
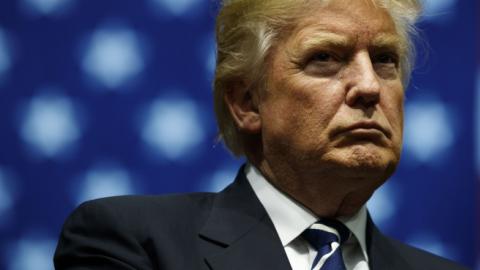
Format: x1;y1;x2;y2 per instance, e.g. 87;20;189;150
291;0;398;45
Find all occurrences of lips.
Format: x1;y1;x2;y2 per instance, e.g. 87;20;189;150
335;121;391;139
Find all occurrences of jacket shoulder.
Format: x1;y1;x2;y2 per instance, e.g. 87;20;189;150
54;193;216;269
386;236;469;270
70;193;216;228
79;193;216;214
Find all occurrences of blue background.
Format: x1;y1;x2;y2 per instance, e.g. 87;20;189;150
0;0;477;269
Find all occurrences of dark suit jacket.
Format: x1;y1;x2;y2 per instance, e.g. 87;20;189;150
54;168;468;270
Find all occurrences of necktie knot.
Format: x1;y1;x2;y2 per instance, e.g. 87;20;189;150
302;219;350;270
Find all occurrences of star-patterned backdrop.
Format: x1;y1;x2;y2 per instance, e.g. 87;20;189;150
0;0;477;269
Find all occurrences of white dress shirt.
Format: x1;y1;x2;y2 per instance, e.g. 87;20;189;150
245;164;370;270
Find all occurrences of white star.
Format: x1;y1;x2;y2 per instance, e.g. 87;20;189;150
20;92;81;158
150;0;201;16
202;167;238;192
76;164;135;205
8;237;56;270
141;98;206;160
201;35;216;80
404;98;455;163
0;29;11;77
421;0;457;22
367;180;399;227
406;233;456;261
0;168;14;217
21;0;74;16
82;27;144;89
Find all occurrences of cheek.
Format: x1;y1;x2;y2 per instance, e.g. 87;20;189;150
261;79;344;151
389;89;404;126
288;77;344;122
382;86;404;143
260;97;309;139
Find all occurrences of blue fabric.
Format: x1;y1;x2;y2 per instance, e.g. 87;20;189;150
303;220;350;270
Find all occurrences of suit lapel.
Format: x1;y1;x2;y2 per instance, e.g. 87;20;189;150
367;215;412;270
200;167;418;270
199;167;292;270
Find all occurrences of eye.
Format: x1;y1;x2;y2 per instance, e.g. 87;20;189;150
310;52;336;62
372;52;400;79
374;53;399;65
303;51;342;77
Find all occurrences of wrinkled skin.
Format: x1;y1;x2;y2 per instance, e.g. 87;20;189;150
227;0;404;217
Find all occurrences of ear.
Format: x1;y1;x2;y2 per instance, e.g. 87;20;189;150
224;83;262;134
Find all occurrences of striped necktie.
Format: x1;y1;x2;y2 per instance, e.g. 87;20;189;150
302;219;351;270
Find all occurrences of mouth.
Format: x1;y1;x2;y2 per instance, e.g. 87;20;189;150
334;121;391;140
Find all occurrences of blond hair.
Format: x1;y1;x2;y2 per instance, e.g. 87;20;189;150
214;0;422;156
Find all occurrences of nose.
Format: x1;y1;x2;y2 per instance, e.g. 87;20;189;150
345;51;381;108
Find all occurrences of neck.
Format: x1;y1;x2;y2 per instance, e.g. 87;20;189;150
247;155;384;218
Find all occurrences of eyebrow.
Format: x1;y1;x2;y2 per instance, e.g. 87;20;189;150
287;31;352;63
292;32;352;54
287;31;406;63
299;32;351;50
371;34;406;55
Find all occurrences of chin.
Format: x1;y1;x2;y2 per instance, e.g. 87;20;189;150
326;144;399;178
335;205;364;217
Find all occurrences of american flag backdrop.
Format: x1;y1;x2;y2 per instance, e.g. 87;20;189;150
0;0;476;269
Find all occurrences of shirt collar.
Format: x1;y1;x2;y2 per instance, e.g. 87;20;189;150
245;163;369;261
338;203;368;261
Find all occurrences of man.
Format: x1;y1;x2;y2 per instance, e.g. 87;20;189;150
54;0;468;269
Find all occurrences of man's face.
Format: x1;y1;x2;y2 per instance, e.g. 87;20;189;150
259;0;404;184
